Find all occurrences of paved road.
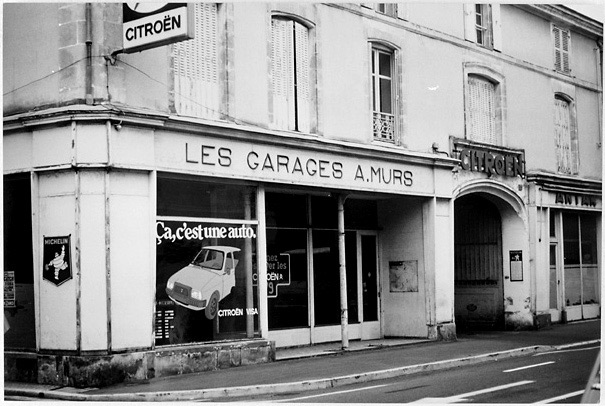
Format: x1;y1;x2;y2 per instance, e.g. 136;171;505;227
224;343;599;403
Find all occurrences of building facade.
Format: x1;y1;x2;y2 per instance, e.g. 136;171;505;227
3;3;602;387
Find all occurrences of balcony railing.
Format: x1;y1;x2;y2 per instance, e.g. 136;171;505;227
373;111;395;141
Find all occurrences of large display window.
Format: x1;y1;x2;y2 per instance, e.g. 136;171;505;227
156;176;258;345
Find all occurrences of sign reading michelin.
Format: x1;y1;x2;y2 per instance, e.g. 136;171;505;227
123;3;193;53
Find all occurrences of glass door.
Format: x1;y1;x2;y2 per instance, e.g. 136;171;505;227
360;233;380;339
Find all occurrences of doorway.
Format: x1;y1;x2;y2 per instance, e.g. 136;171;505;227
454;194;504;331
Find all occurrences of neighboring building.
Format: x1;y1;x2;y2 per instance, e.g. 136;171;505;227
3;3;602;387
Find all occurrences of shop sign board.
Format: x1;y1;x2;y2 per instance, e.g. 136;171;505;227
122;3;193;54
154;133;438;196
451;137;525;178
43;236;72;286
4;271;15;308
554;192;598;208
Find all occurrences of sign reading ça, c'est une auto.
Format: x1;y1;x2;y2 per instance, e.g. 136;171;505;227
122;3;193;54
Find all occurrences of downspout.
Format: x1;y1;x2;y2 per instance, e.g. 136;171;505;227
596;40;603;148
85;3;93;105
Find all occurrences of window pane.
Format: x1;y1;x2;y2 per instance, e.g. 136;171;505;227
157;176;256;219
562;213;580;306
311;195;338;229
266;192;307;228
380;78;392;114
379;52;391;77
550;210;556;238
313;230;341;326
581;214;599;305
549;244;558;309
266;228;309;329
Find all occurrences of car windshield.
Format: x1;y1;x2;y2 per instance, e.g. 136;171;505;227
192;249;224;270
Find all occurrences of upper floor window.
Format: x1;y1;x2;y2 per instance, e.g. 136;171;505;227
376;3;397;17
554;95;578;174
466;74;501;144
371;45;396;141
464;4;501;51
553;25;571;74
172;3;220;119
271;17;312;133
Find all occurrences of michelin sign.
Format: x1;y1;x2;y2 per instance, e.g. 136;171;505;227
123;3;193;53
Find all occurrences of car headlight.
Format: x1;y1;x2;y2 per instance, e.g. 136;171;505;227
191;289;202;300
167;280;174;290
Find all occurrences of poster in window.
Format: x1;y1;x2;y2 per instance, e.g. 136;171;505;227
389;260;418;292
43;236;72;286
510;250;523;282
4;271;15;307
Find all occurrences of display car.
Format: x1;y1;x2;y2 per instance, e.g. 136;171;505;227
166;246;240;319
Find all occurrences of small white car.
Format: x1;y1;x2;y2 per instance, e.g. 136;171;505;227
166;246;240;319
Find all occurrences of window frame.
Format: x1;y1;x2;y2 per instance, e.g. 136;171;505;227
464;4;502;51
270;15;315;134
552;24;571;74
370;43;397;142
554;93;579;174
463;64;506;146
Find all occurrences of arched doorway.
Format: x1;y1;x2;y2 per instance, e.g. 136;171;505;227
454;194;504;331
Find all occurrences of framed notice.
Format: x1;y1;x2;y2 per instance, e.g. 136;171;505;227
4;271;16;308
389;260;418;292
509;250;523;282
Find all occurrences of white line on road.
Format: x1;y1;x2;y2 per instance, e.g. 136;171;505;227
273;383;390;402
503;361;555;373
532;389;585;404
412;380;535;403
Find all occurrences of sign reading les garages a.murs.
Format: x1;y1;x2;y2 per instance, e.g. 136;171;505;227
122;3;193;53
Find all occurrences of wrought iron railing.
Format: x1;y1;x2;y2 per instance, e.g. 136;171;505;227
373;111;395;141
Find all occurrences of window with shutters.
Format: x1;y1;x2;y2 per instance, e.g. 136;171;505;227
271;17;312;133
376;3;397;17
463;4;501;51
553;25;571;74
371;45;396;141
172;3;220;119
466;74;499;144
554;95;578;174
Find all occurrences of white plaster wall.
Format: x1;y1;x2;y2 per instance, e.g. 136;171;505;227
75;124;108;165
4;131;33;172
434;199;454;323
378;197;427;337
38;172;77;350
109;171;153;350
32;126;72;168
79;171;109;350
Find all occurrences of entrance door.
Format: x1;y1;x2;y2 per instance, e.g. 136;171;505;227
359;233;380;339
454;195;504;331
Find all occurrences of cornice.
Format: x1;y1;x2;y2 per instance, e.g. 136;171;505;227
517;5;603;38
3;104;458;171
526;171;602;194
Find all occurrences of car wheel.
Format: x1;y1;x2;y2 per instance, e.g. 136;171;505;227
205;291;220;320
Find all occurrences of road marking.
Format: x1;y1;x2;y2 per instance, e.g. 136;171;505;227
412;380;535;403
533;389;585;403
534;345;600;356
274;383;390;402
503;361;555;373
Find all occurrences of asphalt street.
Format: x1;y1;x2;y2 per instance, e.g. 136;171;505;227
222;343;599;403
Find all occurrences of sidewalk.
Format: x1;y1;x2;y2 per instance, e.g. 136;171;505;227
5;320;601;402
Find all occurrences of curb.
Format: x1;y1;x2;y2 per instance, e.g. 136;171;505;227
5;340;600;402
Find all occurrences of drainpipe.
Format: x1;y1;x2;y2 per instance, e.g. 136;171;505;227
596;40;603;148
338;194;348;350
85;3;93;105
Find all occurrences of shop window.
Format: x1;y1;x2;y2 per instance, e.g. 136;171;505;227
562;212;599;307
156;177;258;346
553;25;571;74
266;228;309;329
554;95;578;175
371;44;396;141
172;3;221;119
266;192;307;228
271;17;313;133
463;4;501;51
3;174;36;350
